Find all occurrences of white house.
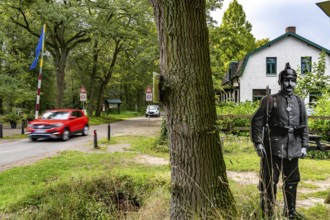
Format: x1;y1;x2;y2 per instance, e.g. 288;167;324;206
220;26;330;104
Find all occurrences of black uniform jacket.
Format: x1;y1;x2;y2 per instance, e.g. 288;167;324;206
251;91;309;159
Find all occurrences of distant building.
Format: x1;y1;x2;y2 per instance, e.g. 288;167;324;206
220;26;330;103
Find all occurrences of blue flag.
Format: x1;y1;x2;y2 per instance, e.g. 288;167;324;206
29;26;44;70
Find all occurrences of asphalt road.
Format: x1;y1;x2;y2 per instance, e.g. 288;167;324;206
0;116;162;169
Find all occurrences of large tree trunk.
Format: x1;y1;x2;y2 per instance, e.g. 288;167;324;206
150;0;236;218
54;48;69;109
94;82;106;117
94;41;121;116
87;40;100;115
0;98;3;114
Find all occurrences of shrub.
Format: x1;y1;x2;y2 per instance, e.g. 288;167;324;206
308;91;330;141
216;102;258;136
307;150;330;160
158;117;168;145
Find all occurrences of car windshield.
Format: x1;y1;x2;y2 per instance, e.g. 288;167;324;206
42;111;70;120
148;105;158;110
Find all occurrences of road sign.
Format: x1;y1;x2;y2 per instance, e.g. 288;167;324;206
146;85;152;101
146;85;152;93
146;93;152;101
80;85;87;101
80;93;87;101
80;86;86;94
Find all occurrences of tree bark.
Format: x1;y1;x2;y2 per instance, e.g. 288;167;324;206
94;41;121;116
53;47;69;109
87;40;100;115
150;0;236;218
95;81;106;117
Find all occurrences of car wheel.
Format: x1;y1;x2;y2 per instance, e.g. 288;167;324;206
62;128;70;141
31;137;38;142
82;125;89;136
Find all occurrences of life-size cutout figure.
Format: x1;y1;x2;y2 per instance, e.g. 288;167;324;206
251;63;309;219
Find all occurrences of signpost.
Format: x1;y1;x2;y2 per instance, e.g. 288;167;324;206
146;85;152;101
145;85;152;125
80;86;87;113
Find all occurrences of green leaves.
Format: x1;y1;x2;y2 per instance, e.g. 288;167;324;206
209;0;256;89
295;51;330;99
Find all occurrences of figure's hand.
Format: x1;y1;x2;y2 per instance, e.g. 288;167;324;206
301;147;307;159
255;144;266;158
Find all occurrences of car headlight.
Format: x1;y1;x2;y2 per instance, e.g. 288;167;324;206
53;123;64;127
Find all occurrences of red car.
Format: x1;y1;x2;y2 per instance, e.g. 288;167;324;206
27;109;89;141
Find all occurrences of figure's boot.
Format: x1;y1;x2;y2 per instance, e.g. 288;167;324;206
283;183;304;219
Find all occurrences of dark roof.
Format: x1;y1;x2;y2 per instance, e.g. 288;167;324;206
222;59;245;86
222;72;230;85
106;99;122;104
232;59;245;78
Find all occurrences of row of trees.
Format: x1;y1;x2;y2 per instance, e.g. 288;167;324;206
0;0;262;117
0;0;159;116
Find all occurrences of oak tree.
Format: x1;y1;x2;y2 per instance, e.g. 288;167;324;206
149;0;235;218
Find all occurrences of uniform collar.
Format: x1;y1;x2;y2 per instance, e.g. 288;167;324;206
279;90;294;99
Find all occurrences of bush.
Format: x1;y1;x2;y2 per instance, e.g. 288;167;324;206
308;91;330;141
158;117;168;145
216;102;258;136
2;112;22;123
307;150;330;160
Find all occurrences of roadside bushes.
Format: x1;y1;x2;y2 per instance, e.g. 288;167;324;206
152;117;170;153
216;101;258;136
217;100;329;140
308;92;330;141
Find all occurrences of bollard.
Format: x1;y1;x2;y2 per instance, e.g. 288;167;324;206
94;130;98;148
0;124;3;138
107;123;111;141
21;122;25;135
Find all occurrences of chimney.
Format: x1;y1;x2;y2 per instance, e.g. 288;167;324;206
286;26;296;34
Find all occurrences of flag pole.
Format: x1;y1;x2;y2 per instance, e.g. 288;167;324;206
35;24;46;119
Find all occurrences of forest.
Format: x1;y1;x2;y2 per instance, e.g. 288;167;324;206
0;0;264;118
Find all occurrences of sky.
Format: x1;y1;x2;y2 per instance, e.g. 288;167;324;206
211;0;330;49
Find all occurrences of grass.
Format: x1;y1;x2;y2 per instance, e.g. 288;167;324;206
89;111;143;125
0;149;170;219
0;132;329;219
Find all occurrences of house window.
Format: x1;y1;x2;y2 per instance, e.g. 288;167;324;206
266;57;277;75
309;92;321;104
301;57;312;74
253;89;270;101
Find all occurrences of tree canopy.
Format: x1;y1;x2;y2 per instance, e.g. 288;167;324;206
209;0;256;90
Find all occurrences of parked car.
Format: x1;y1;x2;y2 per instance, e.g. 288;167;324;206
145;105;160;117
26;109;89;141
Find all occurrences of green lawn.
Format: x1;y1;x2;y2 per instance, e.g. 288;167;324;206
0;134;329;219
